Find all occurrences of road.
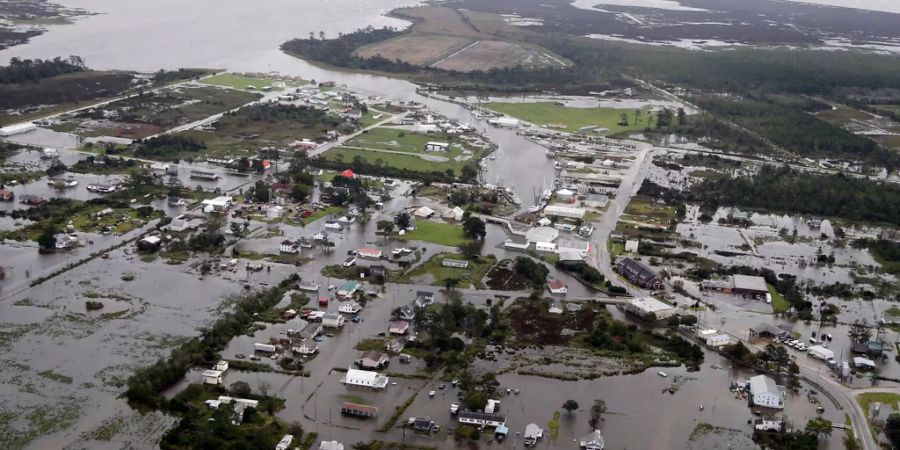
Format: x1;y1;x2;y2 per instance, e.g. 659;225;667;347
307;111;399;158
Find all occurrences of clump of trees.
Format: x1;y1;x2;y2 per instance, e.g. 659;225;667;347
513;257;549;290
135;135;206;160
0;56;86;84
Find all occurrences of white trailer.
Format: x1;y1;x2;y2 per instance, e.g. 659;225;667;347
807;345;834;361
0;122;37;136
254;343;276;353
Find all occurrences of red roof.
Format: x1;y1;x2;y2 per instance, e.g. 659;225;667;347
548;279;565;289
358;247;381;256
340;168;356;178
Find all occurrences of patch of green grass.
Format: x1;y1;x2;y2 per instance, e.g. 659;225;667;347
487;102;652;134
768;284;790;313
303;206;344;225
200;73;306;91
397;252;496;289
402;221;469;247
857;392;900;433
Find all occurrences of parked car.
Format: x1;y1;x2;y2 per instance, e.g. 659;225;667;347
343;257;356;267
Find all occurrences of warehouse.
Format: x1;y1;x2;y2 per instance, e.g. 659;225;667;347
622;297;675;321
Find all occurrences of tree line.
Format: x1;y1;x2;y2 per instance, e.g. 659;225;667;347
0;56;86;84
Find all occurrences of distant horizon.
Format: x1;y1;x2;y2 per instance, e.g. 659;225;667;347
585;0;900;14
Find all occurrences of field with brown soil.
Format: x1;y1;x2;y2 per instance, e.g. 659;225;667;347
432;40;565;72
356;35;474;66
356;5;566;73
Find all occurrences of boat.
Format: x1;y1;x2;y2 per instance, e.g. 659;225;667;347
699;405;704;411
553;161;561;169
657;371;668;378
429;390;436;398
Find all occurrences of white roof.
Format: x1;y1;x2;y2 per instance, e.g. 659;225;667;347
628;297;674;314
319;441;344;450
557;188;574;196
732;274;768;292
526;226;559;243
142;235;162;245
202;369;222;377
749;375;779;396
544;205;586;219
414;206;435;217
854;357;876;367
698;329;718;336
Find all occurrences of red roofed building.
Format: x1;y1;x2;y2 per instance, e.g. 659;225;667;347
548;279;568;295
357;247;383;259
340;168;356;179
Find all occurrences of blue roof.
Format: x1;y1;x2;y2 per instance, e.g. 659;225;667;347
495;425;509;434
339;281;361;290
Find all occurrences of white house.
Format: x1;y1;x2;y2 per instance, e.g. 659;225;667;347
389;320;410;335
280;240;299;254
322;313;345;328
580;430;605;450
339;302;362;314
201;196;233;213
202;369;223;385
458;411;506;427
292;341;319;355
442;206;465;221
319;441;344;450
276;434;294;450
214;360;229;372
624;239;639;253
413;206;435;218
425;141;450;152
748;375;783;409
341;367;389;389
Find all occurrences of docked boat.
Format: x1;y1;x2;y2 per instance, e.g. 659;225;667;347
658;371;668;378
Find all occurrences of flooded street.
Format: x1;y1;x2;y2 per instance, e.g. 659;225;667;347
0;1;895;449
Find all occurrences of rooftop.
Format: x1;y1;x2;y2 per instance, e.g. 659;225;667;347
628;297;673;313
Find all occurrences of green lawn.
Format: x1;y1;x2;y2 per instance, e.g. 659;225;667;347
487;102;652;134
396;252;497;289
768;284;790;313
402;221;468;247
857;392;900;433
344;128;464;154
200;73;306;91
303;206;344;225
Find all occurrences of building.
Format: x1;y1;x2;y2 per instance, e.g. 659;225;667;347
488;117;519;128
137;235;162;252
339;302;362;314
524;423;543;446
614;257;663;290
341;402;378;418
442;206;464;221
485;399;501;414
623;297;676;321
580;430;605;450
624;240;639;253
386;336;407;353
55;234;79;250
292;341;318;355
0;122;37;136
322;313;345;328
0;189;14;201
341;367;389;389
548;299;564;314
425;141;450;152
748;375;783;409
413;206;435;219
280;240;298;254
732;275;769;298
458;411;506;428
442;259;469;268
356;351;390;370
357;247;383;259
749;323;790;339
298;322;323;341
201;196;233;213
544;205;586;220
556;189;575;202
525;226;559;245
414;291;435;308
275;434;294;450
398;305;416;321
413;417;435;433
201;369;223;385
337;281;361;298
319;441;344;450
548;279;568;295
853;357;876;371
389;320;410;335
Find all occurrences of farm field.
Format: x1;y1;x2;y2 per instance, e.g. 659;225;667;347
355;5;565;73
487;102;651;134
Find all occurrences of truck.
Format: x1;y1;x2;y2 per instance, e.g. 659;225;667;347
254;343;277;353
807;345;835;362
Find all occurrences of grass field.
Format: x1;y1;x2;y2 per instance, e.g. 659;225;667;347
869;104;900;116
622;196;677;226
487;102;651;134
857;392;900;432
397;252;496;289
402;221;468;247
356;35;474;66
324;127;484;176
768;284;790;313
200;73;307;91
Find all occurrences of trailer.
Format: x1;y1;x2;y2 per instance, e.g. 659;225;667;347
807;345;835;361
254;343;277;353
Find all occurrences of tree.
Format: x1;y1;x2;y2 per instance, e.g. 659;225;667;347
37;224;57;249
885;414;900;449
395;212;411;230
229;381;252;398
444;277;460;291
376;220;394;235
289;184;310;203
804;417;832;439
460;241;482;261
563;399;579;415
462;391;487;411
229;221;245;238
462;216;486;240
